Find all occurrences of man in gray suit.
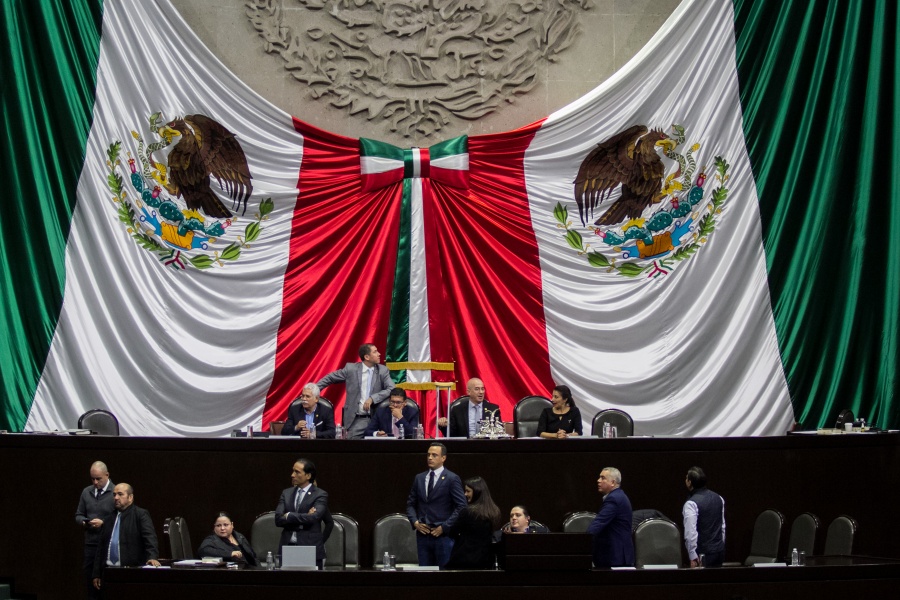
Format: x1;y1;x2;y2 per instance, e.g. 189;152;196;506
317;343;394;439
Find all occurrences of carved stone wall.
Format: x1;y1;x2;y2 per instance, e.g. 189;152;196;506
172;0;681;145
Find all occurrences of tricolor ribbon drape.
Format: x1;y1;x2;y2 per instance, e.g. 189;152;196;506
359;136;468;427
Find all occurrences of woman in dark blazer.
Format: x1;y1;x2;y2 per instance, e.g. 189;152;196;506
198;512;257;565
443;477;502;569
537;385;583;438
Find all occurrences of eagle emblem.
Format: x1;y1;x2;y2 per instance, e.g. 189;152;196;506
105;112;274;270
555;124;731;279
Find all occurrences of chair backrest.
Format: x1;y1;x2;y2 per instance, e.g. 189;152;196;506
323;519;345;567
78;409;120;436
318;396;334;411
269;421;285;435
632;509;669;531
634;518;682;568
332;513;360;568
744;509;784;565
373;513;417;566
513;396;552;438
590;408;634;437
404;397;420;414
834;409;854;429
250;511;281;560
787;512;820;556
562;511;596;533
163;516;192;560
823;515;857;555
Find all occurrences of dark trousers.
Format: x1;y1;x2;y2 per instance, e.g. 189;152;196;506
701;550;724;568
83;544;101;599
416;532;453;567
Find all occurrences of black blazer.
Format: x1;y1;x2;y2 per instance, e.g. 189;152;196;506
444;508;496;569
364;404;419;438
275;485;329;561
197;531;257;565
281;402;336;438
446;400;501;438
92;504;159;578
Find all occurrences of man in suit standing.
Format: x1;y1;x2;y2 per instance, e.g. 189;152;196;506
588;467;635;568
683;466;726;568
365;388;419;438
317;343;394;439
76;461;115;600
406;443;467;566
275;458;329;569
281;383;336;438
92;484;160;592
438;377;501;438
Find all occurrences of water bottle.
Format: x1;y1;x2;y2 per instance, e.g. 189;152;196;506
398;425;405;439
383;551;391;571
266;551;274;570
416;424;424;439
335;424;343;439
791;547;799;566
246;425;253;438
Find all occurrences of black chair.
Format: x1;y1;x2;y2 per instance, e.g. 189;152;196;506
323;518;345;567
250;511;280;561
562;511;595;533
787;512;820;557
590;408;634;437
372;513;417;567
823;515;858;555
743;509;784;565
632;509;670;531
332;513;359;568
78;409;120;436
513;396;552;438
633;518;681;568
835;409;854;429
164;516;192;560
439;396;468;437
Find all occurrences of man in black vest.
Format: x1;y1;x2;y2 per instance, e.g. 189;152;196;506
682;466;726;567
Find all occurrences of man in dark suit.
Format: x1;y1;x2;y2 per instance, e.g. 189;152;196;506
406;443;467;566
76;461;115;600
317;343;394;439
92;484;160;592
275;458;329;569
281;383;336;438
438;377;501;438
587;467;635;568
365;388;419;438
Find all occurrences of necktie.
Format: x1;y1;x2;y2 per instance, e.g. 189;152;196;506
96;489;101;499
427;470;435;498
294;488;305;512
109;513;121;564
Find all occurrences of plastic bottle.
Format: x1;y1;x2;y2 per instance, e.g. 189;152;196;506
335;424;343;439
266;551;274;570
398;425;405;439
791;547;799;566
383;551;391;571
416;425;424;439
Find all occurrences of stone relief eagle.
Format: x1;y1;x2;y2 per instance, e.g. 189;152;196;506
158;114;252;219
573;125;672;227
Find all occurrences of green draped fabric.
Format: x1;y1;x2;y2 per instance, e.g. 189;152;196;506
0;0;103;430
735;0;899;429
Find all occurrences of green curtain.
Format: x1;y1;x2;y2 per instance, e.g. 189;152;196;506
0;0;103;430
735;0;899;429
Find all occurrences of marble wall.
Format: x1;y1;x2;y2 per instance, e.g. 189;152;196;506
172;0;681;145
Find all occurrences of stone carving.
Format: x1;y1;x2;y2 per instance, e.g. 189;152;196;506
246;0;592;137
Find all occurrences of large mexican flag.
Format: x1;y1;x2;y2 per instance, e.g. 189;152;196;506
2;0;897;436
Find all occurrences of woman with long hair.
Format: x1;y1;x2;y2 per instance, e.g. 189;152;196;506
537;384;583;438
443;476;502;569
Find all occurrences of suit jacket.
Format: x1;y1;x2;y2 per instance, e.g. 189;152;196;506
406;468;467;532
275;485;329;561
281;401;336;438
444;508;495;569
587;487;635;568
92;504;159;578
75;483;116;547
317;362;394;430
197;531;257;565
446;399;501;438
364;404;419;438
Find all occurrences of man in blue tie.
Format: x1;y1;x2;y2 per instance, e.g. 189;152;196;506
92;483;159;592
405;443;467;566
275;458;330;569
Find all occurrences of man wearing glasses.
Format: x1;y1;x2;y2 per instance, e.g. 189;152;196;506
365;388;420;438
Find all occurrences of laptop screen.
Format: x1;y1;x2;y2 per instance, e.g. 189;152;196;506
281;545;317;570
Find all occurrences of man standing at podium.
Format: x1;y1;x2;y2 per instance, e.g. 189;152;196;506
317;343;394;439
275;458;329;569
588;467;635;568
75;461;114;599
92;484;160;592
